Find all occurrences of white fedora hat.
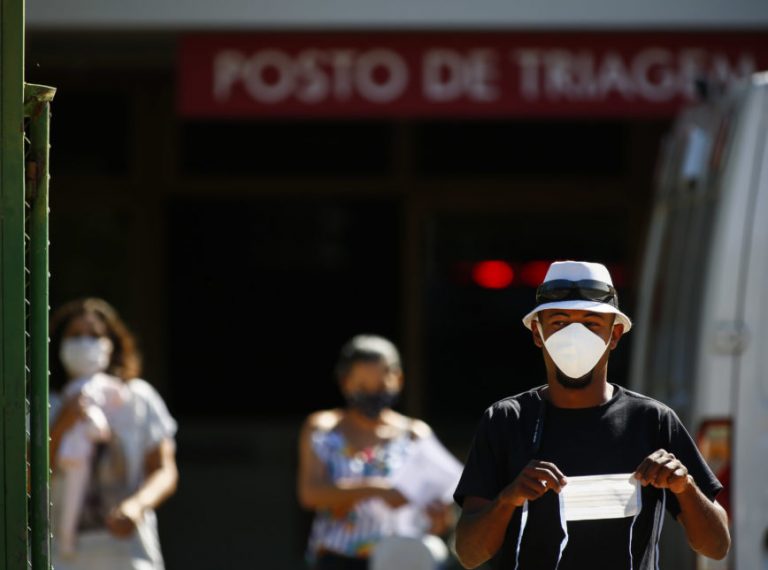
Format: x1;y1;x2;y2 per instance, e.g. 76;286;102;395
521;260;632;332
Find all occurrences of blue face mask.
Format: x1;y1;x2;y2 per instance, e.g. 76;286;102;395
346;391;399;419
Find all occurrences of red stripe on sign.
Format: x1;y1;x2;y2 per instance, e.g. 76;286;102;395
177;31;768;118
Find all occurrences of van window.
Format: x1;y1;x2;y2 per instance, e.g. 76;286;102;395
642;111;725;422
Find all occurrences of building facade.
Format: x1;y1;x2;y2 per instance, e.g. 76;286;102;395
26;3;768;567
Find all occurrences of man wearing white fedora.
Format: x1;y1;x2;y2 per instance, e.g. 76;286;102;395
452;260;730;569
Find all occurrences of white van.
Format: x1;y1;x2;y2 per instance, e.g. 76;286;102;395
629;71;768;570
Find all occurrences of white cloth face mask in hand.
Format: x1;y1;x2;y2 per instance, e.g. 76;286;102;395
514;473;644;569
59;336;113;379
559;473;641;521
538;322;610;379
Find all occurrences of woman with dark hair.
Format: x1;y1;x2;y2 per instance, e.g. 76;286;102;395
49;297;178;570
297;334;462;570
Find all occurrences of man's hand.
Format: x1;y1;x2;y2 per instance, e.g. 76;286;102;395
500;460;568;507
635;450;730;559
634;449;690;494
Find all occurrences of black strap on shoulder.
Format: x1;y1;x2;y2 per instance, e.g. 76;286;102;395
530;388;547;457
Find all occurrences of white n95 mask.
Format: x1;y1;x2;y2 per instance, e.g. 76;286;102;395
59;336;113;379
538;322;610;378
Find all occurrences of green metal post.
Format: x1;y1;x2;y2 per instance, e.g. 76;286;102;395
25;83;55;570
0;0;29;567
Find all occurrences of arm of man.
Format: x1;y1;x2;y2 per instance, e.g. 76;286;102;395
454;461;567;569
634;449;730;560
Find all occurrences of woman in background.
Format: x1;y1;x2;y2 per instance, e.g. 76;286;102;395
49;297;178;570
297;334;460;570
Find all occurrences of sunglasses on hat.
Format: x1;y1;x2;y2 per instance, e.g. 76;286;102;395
535;279;618;307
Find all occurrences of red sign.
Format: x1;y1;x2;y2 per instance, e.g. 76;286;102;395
178;31;768;118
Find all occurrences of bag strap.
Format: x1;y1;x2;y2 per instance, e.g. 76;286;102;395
529;387;547;457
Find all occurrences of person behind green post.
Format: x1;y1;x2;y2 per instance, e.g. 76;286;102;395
49;297;179;570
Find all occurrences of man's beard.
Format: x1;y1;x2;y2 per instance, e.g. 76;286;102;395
554;367;594;389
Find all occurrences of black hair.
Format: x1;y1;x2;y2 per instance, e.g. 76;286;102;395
334;334;402;381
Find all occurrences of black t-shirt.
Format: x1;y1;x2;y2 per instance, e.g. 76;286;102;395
454;384;722;570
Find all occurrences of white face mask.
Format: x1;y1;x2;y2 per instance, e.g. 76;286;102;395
559;473;641;521
537;322;610;379
59;336;113;379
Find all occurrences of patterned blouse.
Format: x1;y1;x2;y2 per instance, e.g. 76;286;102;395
306;424;421;561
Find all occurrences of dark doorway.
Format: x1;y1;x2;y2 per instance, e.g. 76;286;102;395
167;196;401;419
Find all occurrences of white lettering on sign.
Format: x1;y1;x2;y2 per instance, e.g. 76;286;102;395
244;49;296;103
516;49;542;100
632;48;675;101
512;48;756;102
213;48;409;104
332;50;354;101
597;52;634;99
296;49;329;103
214;50;246;101
211;44;758;110
422;49;500;102
710;53;756;90
356;49;409;103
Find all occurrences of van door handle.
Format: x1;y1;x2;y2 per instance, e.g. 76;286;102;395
712;321;749;354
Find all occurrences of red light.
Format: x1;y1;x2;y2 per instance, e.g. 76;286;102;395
472;261;514;289
519;261;551;287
